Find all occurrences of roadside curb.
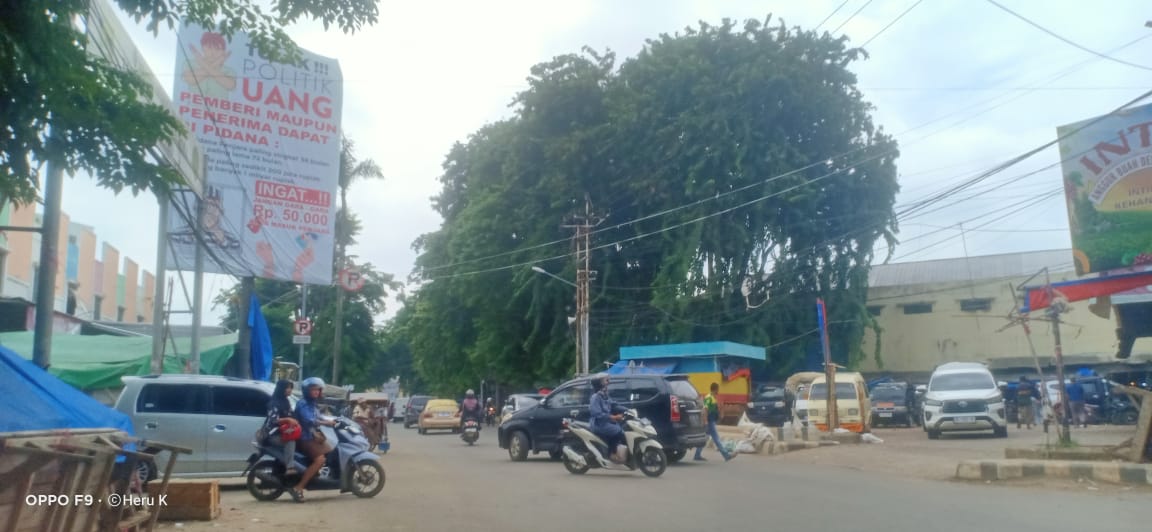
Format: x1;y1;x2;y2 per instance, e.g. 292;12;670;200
955;459;1152;485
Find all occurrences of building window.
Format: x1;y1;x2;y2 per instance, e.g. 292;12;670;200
902;302;933;315
960;298;993;312
116;306;125;322
137;315;145;323
93;295;103;320
867;305;883;316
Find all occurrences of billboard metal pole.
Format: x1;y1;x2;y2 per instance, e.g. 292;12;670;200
151;195;170;374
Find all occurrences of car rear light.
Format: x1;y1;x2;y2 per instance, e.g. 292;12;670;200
423;412;432;418
454;411;461;417
670;395;681;423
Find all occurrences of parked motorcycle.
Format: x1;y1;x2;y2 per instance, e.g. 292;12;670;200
243;416;385;501
559;409;667;478
461;419;480;445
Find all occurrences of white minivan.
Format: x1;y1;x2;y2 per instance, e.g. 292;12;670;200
921;362;1008;439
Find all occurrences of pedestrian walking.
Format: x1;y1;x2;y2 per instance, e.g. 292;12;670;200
1066;377;1088;428
694;382;734;462
1016;376;1036;430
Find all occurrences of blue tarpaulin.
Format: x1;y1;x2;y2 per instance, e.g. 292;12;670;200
249;294;273;382
0;345;135;435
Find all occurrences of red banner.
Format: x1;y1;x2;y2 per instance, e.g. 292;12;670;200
1022;271;1152;312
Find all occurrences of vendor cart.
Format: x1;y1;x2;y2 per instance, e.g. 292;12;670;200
349;392;391;453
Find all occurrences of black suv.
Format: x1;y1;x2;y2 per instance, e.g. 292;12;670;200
498;374;707;463
745;385;792;427
403;395;431;428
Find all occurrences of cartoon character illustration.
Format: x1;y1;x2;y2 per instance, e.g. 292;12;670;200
169;187;240;249
182;31;237;98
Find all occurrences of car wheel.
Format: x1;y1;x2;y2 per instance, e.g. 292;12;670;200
508;431;530;462
927;430;941;440
1113;410;1138;425
993;426;1008;438
666;448;686;463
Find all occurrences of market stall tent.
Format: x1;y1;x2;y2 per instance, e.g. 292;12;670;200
0;331;236;391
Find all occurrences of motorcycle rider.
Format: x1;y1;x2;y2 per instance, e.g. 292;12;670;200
262;379;300;474
485;397;496;426
291;377;338;503
589;374;628;462
460;389;483;428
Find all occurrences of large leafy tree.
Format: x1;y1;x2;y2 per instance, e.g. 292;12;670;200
0;0;377;204
400;16;900;390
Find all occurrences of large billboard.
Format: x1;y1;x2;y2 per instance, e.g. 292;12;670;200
167;24;342;284
1058;103;1152;276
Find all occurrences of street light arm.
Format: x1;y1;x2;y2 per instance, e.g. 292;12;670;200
530;265;578;289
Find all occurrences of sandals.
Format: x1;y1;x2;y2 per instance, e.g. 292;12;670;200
289;488;305;503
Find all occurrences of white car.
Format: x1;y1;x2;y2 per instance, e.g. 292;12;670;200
921;362;1008;439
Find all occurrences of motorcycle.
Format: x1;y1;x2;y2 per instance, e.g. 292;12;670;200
461;419;481;445
559;408;667;478
243;416;385;501
485;406;497;426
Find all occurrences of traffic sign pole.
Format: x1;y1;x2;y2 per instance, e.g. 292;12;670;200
298;283;307;378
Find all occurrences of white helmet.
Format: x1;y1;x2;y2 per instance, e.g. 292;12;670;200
466;389;475;397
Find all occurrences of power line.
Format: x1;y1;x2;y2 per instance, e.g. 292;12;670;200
814;0;851;32
984;0;1152;72
858;0;923;48
831;0;875;34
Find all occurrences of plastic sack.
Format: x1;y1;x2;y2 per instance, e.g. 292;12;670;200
735;440;758;454
862;433;884;444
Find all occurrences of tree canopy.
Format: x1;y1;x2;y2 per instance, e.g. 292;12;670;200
0;0;377;204
398;16;900;393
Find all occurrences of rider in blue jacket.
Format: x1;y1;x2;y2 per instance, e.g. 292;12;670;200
589;374;627;462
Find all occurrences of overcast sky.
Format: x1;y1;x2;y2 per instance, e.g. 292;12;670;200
64;0;1152;327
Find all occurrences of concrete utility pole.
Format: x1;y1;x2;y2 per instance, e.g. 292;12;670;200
562;196;602;376
1044;269;1074;445
299;283;308;378
32;160;65;369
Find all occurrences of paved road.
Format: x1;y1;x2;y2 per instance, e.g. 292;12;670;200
164;423;1146;532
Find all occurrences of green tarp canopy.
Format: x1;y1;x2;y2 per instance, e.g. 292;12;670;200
0;332;237;390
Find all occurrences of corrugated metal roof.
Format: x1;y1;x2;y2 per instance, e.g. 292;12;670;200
869;249;1075;288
